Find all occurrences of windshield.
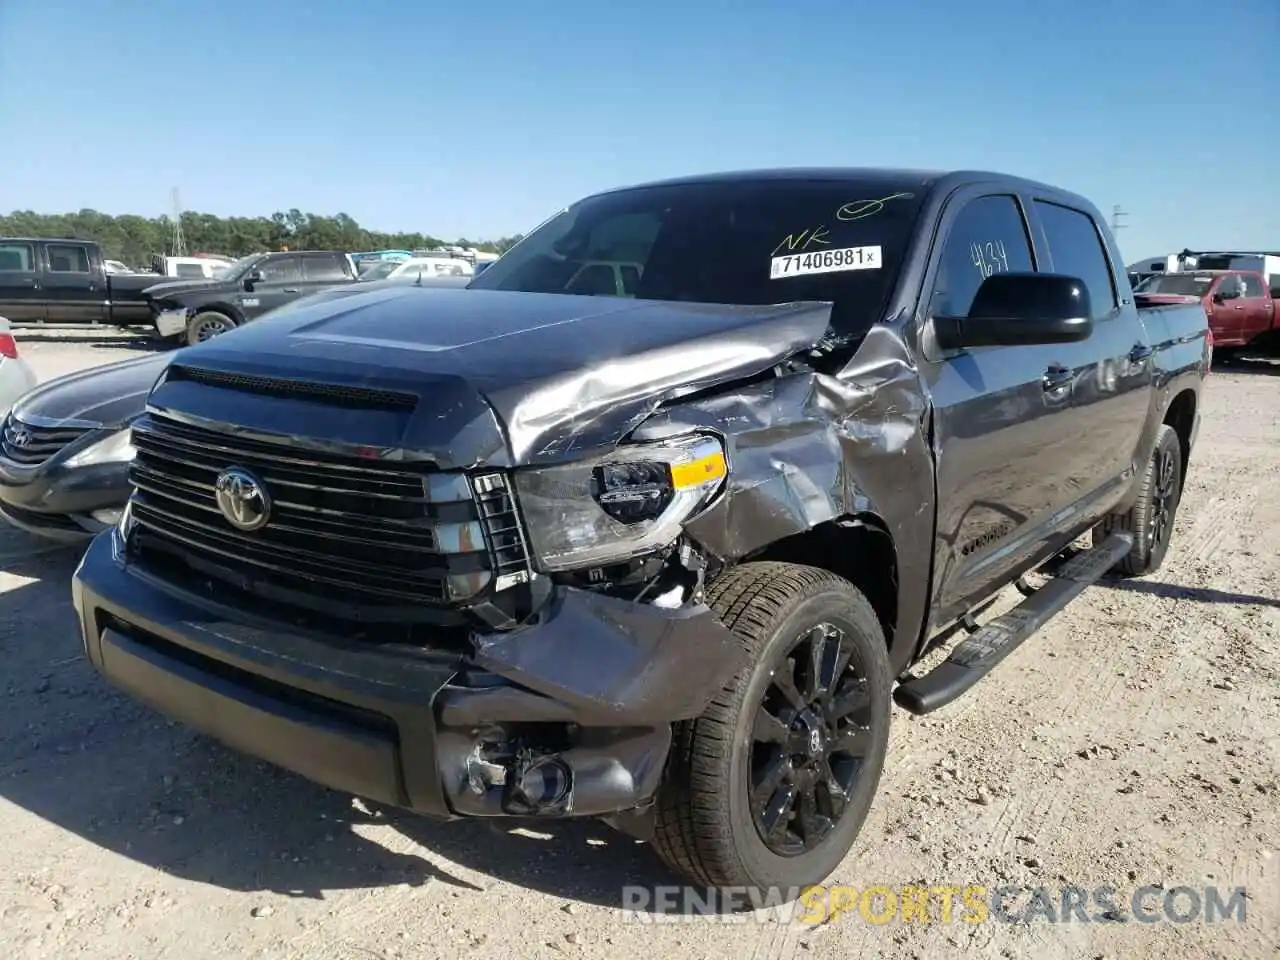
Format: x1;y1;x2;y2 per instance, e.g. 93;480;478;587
468;177;929;336
359;261;402;281
213;254;263;281
1135;274;1215;297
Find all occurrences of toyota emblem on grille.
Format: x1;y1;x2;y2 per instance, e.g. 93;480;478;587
214;467;272;531
9;427;32;448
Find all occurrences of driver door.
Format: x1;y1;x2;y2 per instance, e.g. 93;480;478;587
242;256;302;319
919;190;1089;626
1207;274;1245;345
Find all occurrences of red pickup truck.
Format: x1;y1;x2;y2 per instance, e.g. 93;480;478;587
1135;269;1276;356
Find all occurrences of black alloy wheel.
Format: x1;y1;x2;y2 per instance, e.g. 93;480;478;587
749;621;873;856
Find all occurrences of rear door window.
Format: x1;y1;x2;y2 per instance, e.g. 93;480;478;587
46;243;92;273
1033;201;1118;319
302;254;349;282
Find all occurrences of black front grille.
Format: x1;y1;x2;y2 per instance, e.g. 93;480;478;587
1;414;93;466
126;412;531;614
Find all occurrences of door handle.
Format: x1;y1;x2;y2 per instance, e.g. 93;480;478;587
1128;344;1154;363
283;288;299;293
1042;365;1074;393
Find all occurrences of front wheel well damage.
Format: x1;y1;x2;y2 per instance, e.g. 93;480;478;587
737;517;899;650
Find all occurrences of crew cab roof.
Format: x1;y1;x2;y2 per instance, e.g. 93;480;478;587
585;167;1098;210
0;236;99;244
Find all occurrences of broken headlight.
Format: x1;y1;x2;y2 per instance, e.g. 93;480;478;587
512;434;726;572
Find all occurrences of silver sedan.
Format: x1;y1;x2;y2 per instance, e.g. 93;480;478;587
0;316;37;415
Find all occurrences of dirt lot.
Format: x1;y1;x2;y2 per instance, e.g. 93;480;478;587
1;331;1277;960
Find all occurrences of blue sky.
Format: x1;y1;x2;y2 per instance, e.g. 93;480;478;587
1;0;1276;260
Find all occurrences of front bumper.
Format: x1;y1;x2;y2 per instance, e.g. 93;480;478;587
0;456;132;541
72;530;746;820
153;309;189;339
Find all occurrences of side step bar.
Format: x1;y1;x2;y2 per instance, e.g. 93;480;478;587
893;532;1134;715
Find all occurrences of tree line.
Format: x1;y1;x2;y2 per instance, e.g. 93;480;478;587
0;208;523;267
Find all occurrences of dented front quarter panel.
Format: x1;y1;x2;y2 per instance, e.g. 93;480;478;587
632;323;936;670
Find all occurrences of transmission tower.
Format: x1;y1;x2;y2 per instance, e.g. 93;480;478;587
170;187;187;256
1110;204;1128;234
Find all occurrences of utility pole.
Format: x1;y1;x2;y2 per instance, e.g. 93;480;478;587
170;187;187;256
1110;204;1127;234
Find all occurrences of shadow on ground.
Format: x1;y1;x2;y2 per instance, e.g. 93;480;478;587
1097;577;1280;609
13;330;167;353
0;526;680;910
1216;354;1280;375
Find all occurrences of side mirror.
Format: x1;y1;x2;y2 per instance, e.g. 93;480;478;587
243;269;263;291
934;272;1093;350
1213;287;1238;302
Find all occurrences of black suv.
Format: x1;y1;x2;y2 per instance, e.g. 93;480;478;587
145;250;358;346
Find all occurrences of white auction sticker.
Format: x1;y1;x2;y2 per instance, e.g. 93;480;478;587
770;244;882;279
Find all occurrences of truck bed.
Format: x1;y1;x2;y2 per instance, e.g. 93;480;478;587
1134;295;1211;348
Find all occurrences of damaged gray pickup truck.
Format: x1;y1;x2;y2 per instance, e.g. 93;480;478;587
72;168;1210;893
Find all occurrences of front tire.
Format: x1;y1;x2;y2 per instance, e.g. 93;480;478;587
185;310;236;347
1094;423;1183;576
653;562;892;892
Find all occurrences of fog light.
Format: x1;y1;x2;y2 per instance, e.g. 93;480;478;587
515;757;571;809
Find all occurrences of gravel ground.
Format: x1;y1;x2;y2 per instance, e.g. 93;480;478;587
1;331;1277;960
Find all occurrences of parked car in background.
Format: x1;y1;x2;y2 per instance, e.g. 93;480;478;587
0;274;474;540
146;249;360;347
358;256;475;282
0;353;164;541
73;167;1208;893
0;237;159;327
1134;269;1277;356
0;315;37;416
149;254;235;280
1177;250;1280;297
350;249;414;268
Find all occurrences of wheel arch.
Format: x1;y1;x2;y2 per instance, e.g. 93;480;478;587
193;301;244;323
1163;388;1196;477
744;514;900;660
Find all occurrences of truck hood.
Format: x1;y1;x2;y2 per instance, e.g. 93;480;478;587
151;286;833;468
12;353;171;428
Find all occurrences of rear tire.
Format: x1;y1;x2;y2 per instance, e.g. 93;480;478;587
1094;423;1183;576
652;562;892;892
185;310;236;347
